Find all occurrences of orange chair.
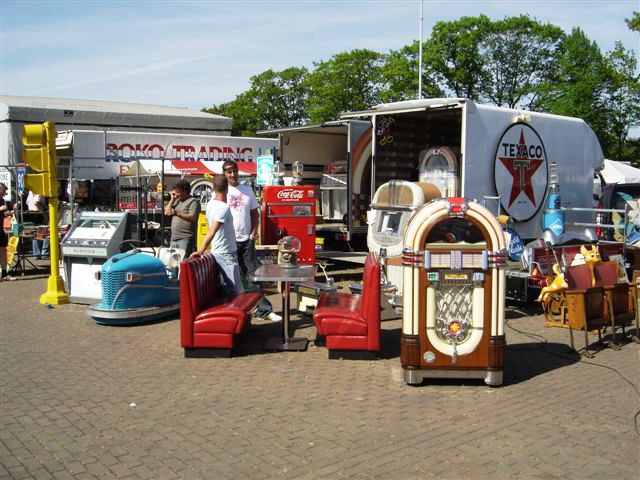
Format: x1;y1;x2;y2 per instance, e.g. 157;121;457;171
565;264;606;357
593;261;635;349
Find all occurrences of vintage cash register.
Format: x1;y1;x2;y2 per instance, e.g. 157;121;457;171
401;198;507;386
61;211;129;303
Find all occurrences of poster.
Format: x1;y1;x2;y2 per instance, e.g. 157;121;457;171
256;154;274;186
0;168;11;201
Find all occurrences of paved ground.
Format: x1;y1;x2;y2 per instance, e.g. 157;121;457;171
1;271;639;480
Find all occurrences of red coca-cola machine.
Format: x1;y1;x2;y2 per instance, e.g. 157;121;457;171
261;186;317;264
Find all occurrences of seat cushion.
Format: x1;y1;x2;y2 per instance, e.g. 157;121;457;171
321;317;368;336
195;306;246;334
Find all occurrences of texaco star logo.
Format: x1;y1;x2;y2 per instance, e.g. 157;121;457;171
494;123;548;222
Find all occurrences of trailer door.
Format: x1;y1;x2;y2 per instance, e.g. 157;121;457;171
347;120;372;235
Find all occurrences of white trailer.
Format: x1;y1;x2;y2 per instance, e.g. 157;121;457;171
342;98;604;242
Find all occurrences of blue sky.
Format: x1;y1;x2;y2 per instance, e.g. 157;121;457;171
0;0;637;111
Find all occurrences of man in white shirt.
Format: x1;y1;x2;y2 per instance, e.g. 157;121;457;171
191;175;240;294
223;160;280;321
27;190;49;259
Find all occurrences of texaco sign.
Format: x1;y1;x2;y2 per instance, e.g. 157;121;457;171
494;123;548;222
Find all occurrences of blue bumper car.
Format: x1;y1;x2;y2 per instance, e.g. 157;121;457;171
87;249;181;326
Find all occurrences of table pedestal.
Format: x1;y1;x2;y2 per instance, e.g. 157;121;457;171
264;280;308;351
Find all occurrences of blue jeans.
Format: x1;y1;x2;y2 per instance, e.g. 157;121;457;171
236;239;273;317
213;252;241;296
32;238;49;258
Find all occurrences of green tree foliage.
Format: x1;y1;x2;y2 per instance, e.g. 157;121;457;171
537;29;640;160
423;15;492;99
600;42;640;160
379;41;442;102
204;67;308;136
626;11;640;32
535;28;607;123
305;49;384;122
479;16;564;108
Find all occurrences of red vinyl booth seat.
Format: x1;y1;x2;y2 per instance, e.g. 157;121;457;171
313;253;381;353
180;254;262;356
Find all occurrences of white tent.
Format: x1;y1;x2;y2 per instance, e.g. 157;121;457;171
601;159;640;184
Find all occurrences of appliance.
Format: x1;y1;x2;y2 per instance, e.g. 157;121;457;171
61;211;128;303
400;198;507;386
261;186;317;264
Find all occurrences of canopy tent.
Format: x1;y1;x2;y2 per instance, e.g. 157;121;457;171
601;159;640;184
170;159;256;176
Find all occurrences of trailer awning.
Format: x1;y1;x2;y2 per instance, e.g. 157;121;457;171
340;98;466;119
257;120;350;136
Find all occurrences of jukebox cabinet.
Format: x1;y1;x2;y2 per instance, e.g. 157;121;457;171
401;198;507;386
261;185;317;264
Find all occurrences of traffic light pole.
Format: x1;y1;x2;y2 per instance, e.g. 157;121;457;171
40;196;68;305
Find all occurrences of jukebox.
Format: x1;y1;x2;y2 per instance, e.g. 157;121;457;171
401;198;507;386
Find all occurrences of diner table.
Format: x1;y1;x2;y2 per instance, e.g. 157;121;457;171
251;263;315;351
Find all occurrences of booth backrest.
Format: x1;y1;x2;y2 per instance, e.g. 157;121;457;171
360;253;381;321
594;261;621;287
180;254;218;347
566;264;593;290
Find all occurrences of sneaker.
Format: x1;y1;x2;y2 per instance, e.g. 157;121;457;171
266;312;282;322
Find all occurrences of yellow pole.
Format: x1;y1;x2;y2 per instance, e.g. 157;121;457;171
39;121;69;305
40;197;69;305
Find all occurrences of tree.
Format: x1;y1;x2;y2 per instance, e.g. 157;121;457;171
305;49;385;122
379;41;442;102
478;16;564;108
423;15;492;99
203;67;308;136
626;11;640;32
600;42;640;160
537;29;640;161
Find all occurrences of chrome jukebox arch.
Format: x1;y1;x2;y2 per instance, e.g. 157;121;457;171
400;198;507;386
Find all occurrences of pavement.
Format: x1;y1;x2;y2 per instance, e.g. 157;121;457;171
1;270;639;480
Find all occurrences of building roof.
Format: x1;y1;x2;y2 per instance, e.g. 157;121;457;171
0;95;230;132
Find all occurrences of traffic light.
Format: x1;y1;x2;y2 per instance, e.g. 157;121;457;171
22;121;58;197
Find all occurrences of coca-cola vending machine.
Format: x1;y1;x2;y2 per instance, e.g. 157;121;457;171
261;186;317;264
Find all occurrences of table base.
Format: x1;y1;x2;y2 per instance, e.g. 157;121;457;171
264;336;309;352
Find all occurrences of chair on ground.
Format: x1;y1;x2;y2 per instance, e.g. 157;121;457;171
593;261;634;349
313;252;381;358
565;263;606;357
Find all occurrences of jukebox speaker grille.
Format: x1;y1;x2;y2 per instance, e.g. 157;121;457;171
434;285;474;344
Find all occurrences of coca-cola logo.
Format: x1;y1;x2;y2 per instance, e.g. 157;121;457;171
276;189;304;200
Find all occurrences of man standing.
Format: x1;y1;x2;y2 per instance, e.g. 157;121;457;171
0;183;15;281
27;190;49;259
164;179;200;257
191;175;240;294
223;160;280;321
